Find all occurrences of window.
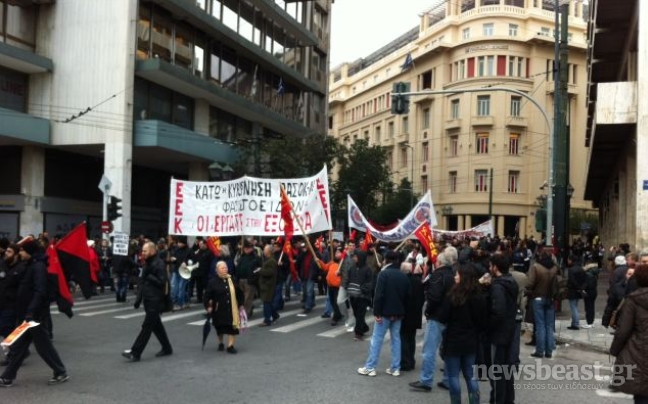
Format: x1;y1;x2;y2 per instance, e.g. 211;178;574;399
375;126;381;143
422;142;429;162
475;170;488;192
388;121;395;138
449;171;458;193
509;24;518;36
402;116;409;134
451;99;460;119
423;108;430;129
478;56;485;76
477;96;490;116
422;70;433;89
517;57;523;77
510;96;521;116
462;28;470;39
476;133;489;154
421;176;428;192
486;56;495;76
509;133;520;155
458;60;465;79
483;23;494;37
508;171;520;193
450;135;458;157
401;147;408;168
540;27;551;36
364;130;369;141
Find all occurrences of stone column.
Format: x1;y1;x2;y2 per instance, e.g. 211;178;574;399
189;162;209;181
19;146;45;236
465;215;472;230
458;215;465;231
520;216;527;238
497;215;505;237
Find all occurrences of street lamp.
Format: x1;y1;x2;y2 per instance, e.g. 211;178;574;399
402;143;414;208
209;162;234;181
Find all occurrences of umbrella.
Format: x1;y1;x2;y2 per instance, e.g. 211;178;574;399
201;317;211;350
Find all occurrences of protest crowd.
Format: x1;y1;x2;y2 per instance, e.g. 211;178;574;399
1;226;647;403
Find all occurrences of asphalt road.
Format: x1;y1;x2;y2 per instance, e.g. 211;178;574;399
0;290;635;404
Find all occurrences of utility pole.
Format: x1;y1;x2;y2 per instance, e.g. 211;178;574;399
553;1;570;263
488;167;494;229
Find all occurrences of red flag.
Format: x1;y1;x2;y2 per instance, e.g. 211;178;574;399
280;187;294;240
315;235;324;254
47;246;73;304
206;236;221;257
283;242;298;281
414;222;438;265
46;246;74;318
56;222;93;299
349;230;357;242
360;232;374;252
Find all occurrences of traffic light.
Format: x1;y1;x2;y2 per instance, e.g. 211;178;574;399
535;208;546;233
108;196;122;222
391;82;411;115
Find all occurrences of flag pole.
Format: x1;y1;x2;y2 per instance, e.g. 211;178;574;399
393;221;426;252
280;185;322;269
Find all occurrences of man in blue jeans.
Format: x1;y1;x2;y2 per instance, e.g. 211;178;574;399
357;250;410;377
526;250;558;359
409;247;457;391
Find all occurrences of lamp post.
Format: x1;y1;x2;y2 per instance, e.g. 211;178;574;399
209;162;234;181
403;143;414;208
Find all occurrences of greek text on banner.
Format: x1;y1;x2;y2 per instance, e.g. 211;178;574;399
168;166;331;237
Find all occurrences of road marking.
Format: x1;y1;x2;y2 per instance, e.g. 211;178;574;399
161;309;205;323
594;389;632;399
72;295;120;306
80;307;135;316
53;302;124;314
318;316;375;338
187;308;303;326
271;316;327;333
115;311;146;319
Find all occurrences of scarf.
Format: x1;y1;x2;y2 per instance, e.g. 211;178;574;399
222;274;240;330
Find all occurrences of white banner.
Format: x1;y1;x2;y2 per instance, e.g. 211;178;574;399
348;191;437;242
168;166;331;237
433;220;494;240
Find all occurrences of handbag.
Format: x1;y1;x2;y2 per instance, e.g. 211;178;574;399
347;282;362;298
239;307;248;332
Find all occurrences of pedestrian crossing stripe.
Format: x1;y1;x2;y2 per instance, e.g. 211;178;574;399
80;307;135;317
271;316;328;333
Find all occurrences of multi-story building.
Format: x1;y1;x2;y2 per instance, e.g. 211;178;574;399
584;0;647;249
328;0;590;238
0;0;330;239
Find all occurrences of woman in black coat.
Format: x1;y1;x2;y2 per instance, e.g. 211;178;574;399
204;261;244;354
344;251;374;341
400;261;425;371
439;263;488;404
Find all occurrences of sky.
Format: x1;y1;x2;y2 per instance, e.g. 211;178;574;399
329;0;431;68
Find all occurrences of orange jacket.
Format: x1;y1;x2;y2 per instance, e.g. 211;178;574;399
321;261;341;288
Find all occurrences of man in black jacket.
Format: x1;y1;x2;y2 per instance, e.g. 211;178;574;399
357;250;410;377
487;254;519;404
122;242;172;361
0;240;68;387
409;246;457;392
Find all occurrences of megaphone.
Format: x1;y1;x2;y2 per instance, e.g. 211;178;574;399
179;260;200;280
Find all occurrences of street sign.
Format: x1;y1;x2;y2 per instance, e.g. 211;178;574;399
98;175;112;193
112;232;129;256
101;221;113;234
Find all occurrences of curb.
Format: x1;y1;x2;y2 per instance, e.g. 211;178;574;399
555;336;610;354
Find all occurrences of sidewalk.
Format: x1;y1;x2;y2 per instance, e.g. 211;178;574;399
552;268;614;353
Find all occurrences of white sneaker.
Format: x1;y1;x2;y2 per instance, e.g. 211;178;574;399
581;324;593;329
386;368;400;377
357;367;376;377
347;327;355;332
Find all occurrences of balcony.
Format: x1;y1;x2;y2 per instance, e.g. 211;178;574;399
254;0;318;47
506;116;528;128
0;107;50;145
471;115;494;127
135;59;312;137
445;118;462;131
0;42;53;74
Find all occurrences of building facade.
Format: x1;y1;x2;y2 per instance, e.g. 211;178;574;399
584;0;647;250
328;0;590;238
0;0;330;239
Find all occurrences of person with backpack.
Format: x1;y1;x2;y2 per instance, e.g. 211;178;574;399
566;254;588;330
526;250;559;359
582;258;601;328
